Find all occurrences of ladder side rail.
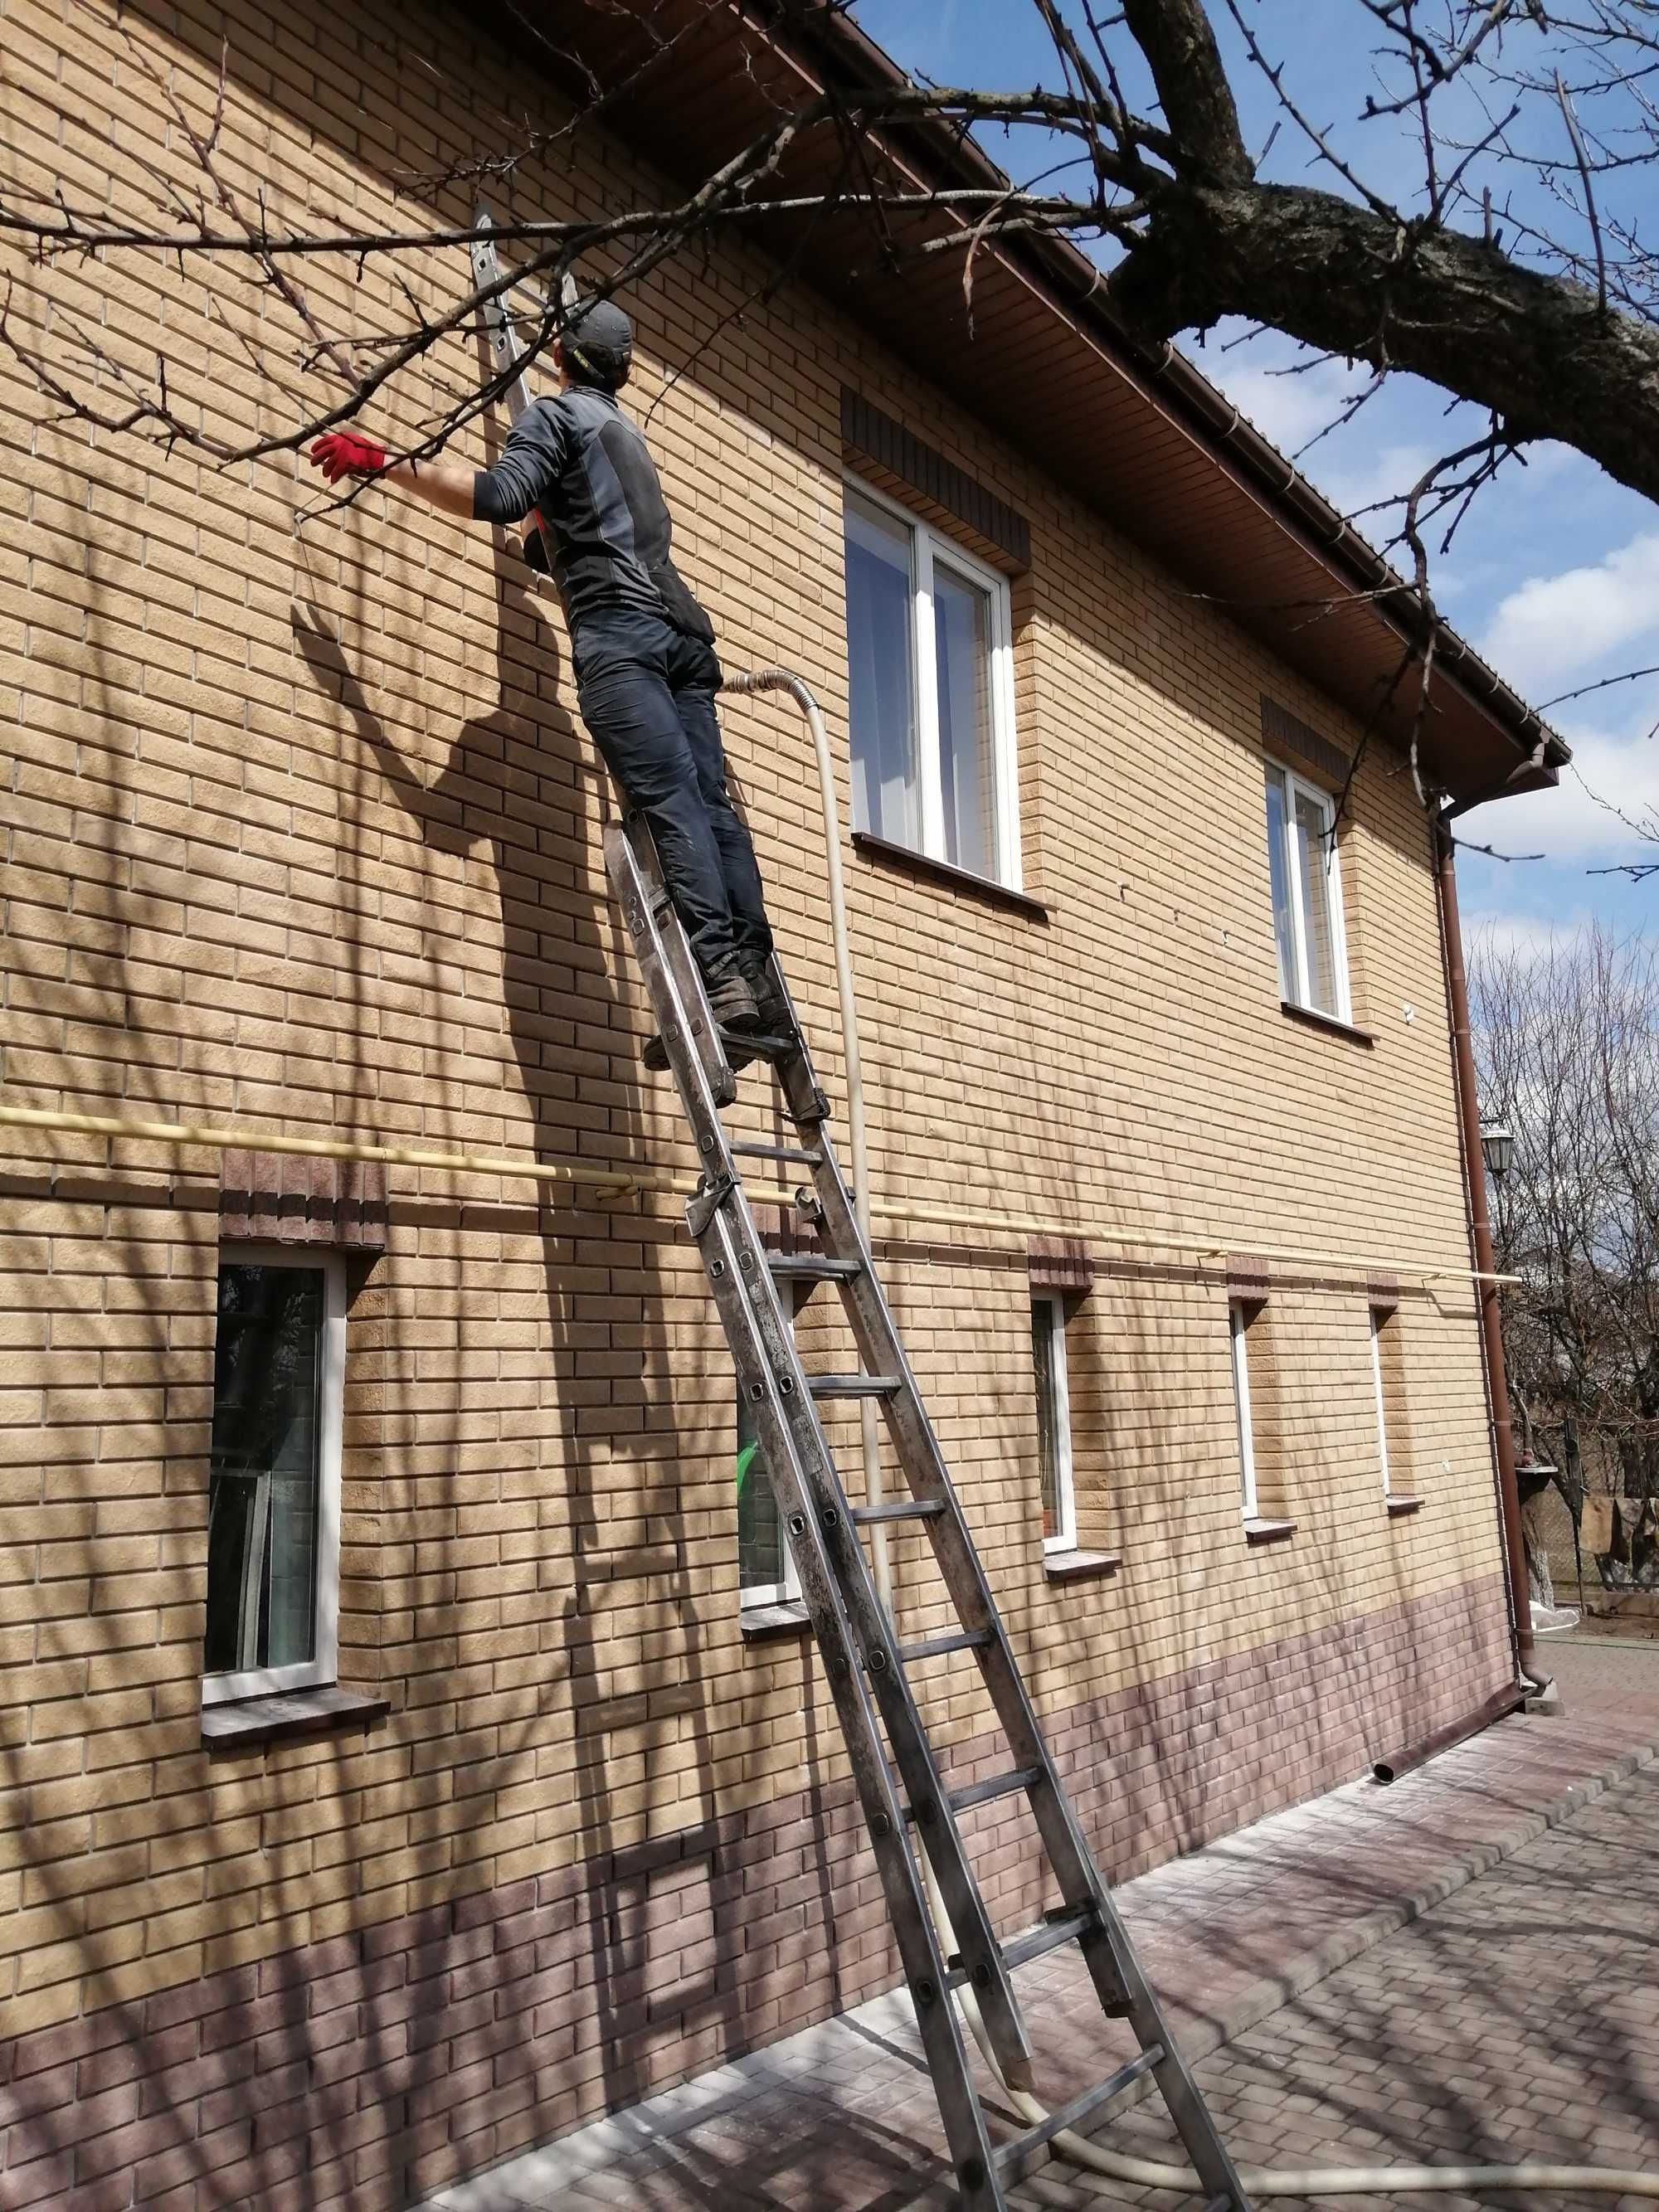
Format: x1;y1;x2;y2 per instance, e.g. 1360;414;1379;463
469;217;536;423
696;1208;1008;2212
605;821;1034;2114
700;1195;1037;2091
790;1119;1118;1894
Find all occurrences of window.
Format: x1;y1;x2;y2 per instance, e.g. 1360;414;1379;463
202;1248;346;1704
1370;1306;1408;1499
737;1385;800;1607
843;480;1020;887
1229;1301;1259;1520
1264;761;1350;1021
1032;1296;1076;1553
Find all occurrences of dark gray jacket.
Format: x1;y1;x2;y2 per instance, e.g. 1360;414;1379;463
472;387;713;640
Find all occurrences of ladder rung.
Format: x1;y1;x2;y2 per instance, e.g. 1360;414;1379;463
946;1765;1043;1815
998;1908;1095;1972
993;2047;1164;2185
898;1629;992;1665
729;1141;821;1164
807;1373;900;1398
768;1254;862;1281
850;1499;946;1525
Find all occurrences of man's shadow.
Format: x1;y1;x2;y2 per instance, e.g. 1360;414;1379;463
292;573;751;2122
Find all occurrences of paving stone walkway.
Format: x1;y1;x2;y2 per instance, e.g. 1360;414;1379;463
422;1655;1659;2212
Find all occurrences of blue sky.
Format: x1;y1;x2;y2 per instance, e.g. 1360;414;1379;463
852;1;1659;951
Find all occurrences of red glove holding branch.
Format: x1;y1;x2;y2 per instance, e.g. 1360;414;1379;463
309;432;388;484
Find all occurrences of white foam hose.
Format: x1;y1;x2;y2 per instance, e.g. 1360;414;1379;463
917;1855;1659;2198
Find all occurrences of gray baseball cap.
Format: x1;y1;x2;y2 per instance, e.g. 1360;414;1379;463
562;299;633;390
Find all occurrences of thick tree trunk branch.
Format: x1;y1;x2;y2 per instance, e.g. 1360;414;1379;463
1121;0;1252;182
1113;178;1659;508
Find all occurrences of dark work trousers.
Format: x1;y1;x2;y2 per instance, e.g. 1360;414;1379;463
572;607;774;981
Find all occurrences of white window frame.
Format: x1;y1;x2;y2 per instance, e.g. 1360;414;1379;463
1266;760;1352;1023
1033;1293;1077;1554
202;1244;347;1705
843;474;1023;889
1370;1306;1393;1500
1229;1301;1259;1521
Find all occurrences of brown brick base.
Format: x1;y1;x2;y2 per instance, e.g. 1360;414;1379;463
0;1577;1510;2211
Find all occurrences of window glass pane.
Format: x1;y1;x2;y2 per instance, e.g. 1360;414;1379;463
737;1393;785;1595
204;1263;324;1675
932;561;998;878
1032;1302;1061;1541
1292;786;1340;1014
1263;767;1297;999
844;493;919;848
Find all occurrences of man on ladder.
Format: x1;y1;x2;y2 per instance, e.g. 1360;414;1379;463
308;297;785;1066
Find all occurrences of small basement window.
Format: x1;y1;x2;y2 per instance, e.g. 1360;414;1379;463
1032;1294;1077;1553
202;1247;346;1705
1229;1300;1261;1522
1370;1305;1414;1502
737;1385;800;1609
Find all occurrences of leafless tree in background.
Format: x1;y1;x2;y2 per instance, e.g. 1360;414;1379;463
1473;924;1659;1597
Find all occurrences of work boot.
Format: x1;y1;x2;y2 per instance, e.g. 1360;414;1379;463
704;964;761;1033
740;955;793;1038
640;964;759;1075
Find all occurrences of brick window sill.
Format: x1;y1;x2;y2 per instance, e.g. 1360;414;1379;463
1386;1494;1424;1519
202;1685;390;1750
740;1600;812;1642
1044;1548;1121;1584
1280;999;1376;1048
852;831;1053;922
1243;1517;1297;1546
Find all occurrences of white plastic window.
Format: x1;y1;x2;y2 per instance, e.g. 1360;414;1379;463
202;1247;346;1704
843;479;1021;888
1264;761;1350;1021
1229;1301;1259;1521
1032;1295;1076;1553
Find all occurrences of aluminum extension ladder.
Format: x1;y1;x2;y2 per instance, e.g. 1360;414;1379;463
606;814;1252;2210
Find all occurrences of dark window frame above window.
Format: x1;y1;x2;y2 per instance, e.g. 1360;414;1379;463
842;475;1023;891
202;1243;347;1708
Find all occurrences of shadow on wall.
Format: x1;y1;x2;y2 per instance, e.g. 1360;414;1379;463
291;539;781;2153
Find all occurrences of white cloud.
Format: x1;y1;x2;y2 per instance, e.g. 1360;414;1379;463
1461;717;1659;864
1478;533;1659;701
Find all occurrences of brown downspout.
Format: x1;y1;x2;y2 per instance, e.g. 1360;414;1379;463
1432;810;1546;1693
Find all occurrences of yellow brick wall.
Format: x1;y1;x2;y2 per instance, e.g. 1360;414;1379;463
0;0;1506;2043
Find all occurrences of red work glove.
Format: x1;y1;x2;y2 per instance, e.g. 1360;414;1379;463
309;432;388;483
